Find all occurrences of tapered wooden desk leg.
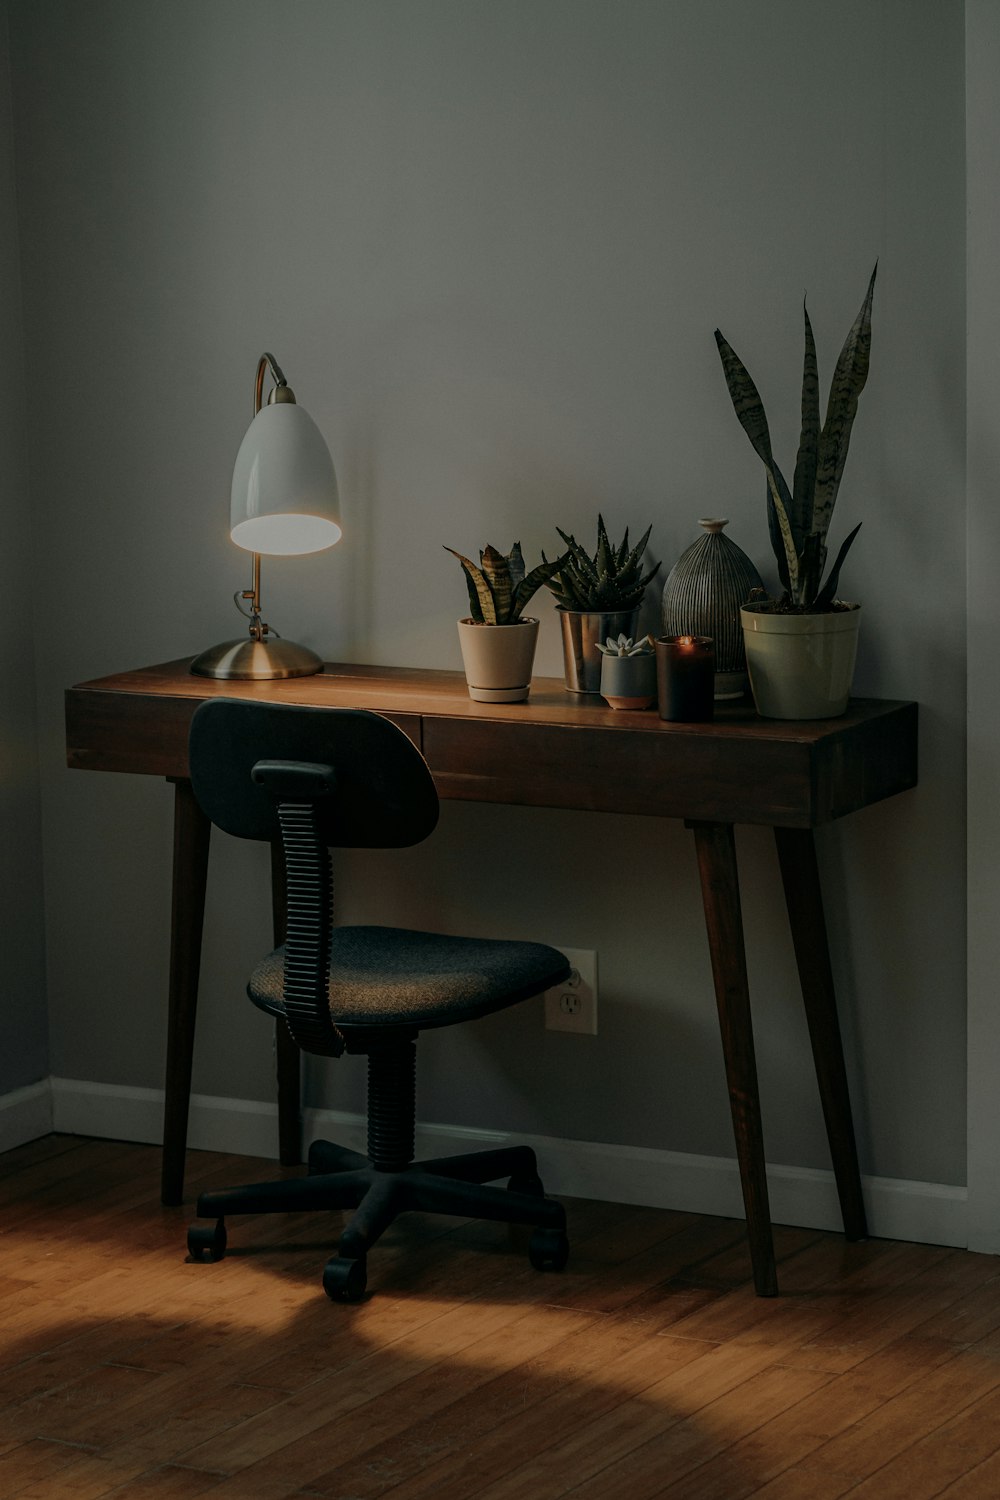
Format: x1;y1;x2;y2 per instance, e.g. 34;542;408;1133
774;826;868;1241
691;820;778;1297
270;841;302;1165
161;779;211;1206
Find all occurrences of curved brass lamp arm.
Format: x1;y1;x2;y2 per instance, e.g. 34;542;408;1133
254;352;288;416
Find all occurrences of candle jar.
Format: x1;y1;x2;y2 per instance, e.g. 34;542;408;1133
656;635;715;722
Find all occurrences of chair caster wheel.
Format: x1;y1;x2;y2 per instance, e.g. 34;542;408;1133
188;1219;227;1262
508;1171;544;1197
323;1255;367;1302
529;1227;569;1272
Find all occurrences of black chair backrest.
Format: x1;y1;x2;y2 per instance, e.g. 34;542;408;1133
189;699;439;848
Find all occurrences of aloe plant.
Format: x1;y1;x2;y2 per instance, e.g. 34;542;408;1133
444;541;568;625
714;265;876;611
595;634;654;657
544;515;661;612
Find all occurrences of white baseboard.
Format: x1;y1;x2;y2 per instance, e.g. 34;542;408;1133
46;1076;969;1248
0;1080;53;1153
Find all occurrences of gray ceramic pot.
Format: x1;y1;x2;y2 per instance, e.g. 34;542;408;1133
599;652;657;710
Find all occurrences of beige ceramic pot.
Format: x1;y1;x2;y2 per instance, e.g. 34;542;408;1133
741;603;861;719
456;617;539;703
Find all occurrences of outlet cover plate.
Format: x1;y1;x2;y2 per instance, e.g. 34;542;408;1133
544;947;598;1035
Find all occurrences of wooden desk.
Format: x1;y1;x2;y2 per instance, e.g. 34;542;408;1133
65;658;918;1296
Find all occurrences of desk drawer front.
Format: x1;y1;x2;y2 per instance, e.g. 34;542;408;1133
423;718;813;826
66;690;421;780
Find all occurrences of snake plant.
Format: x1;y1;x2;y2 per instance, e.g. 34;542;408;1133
444;541;568;625
595;634;654;657
544;515;661;612
714;265;876;611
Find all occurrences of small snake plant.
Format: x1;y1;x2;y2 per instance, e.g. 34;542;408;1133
595;634;655;657
544;514;661;612
714;265;876;611
444;541;568;625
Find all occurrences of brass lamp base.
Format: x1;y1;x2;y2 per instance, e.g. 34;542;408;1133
190;636;324;681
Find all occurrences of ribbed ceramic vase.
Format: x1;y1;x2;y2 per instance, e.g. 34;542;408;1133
661;519;764;699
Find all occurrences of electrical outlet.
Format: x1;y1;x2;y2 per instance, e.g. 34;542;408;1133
544;947;598;1035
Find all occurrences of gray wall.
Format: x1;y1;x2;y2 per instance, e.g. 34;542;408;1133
0;0;47;1096
9;0;966;1183
966;0;1000;1250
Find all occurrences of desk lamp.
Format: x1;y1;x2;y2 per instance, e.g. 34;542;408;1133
191;352;341;680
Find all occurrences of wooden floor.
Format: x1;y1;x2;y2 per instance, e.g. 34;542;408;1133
1;1138;999;1499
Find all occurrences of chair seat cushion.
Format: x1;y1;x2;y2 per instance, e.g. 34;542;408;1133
248;926;570;1032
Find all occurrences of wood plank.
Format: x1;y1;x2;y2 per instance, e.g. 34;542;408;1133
647;1257;1000;1498
303;1324;716;1500
481;1359;833;1500
937;1448;1000;1496
747;1348;1000;1498
845;1380;1000;1497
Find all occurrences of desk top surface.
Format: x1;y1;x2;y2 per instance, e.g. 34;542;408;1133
69;656;909;739
65;658;919;828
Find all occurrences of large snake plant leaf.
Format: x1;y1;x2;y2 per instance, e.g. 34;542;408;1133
813;522;862;609
480;545;514;623
443;547;497;624
540;563;572;608
715;329;800;599
511;551;570;620
506;541;526;595
765;480;791;596
812;264;877;541
767;480;800;600
791;298;820;549
799;532;828;607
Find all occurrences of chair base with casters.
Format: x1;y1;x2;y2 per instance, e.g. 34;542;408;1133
184;699;572;1302
187;1027;569;1301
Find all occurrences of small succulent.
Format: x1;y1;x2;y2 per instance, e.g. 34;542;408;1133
544;514;661;612
714;265;876;610
444;541;569;625
595;633;654;657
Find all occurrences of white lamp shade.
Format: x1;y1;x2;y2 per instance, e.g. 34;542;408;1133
230;401;342;555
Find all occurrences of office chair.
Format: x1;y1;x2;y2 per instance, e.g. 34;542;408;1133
185;698;571;1301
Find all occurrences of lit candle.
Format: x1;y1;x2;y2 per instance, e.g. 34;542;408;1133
656;635;715;722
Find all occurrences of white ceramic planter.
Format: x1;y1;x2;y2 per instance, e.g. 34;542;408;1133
741;603;861;720
456;617;539;703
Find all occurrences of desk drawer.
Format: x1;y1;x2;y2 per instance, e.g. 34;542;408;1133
65;688;421;780
422;716;813;826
